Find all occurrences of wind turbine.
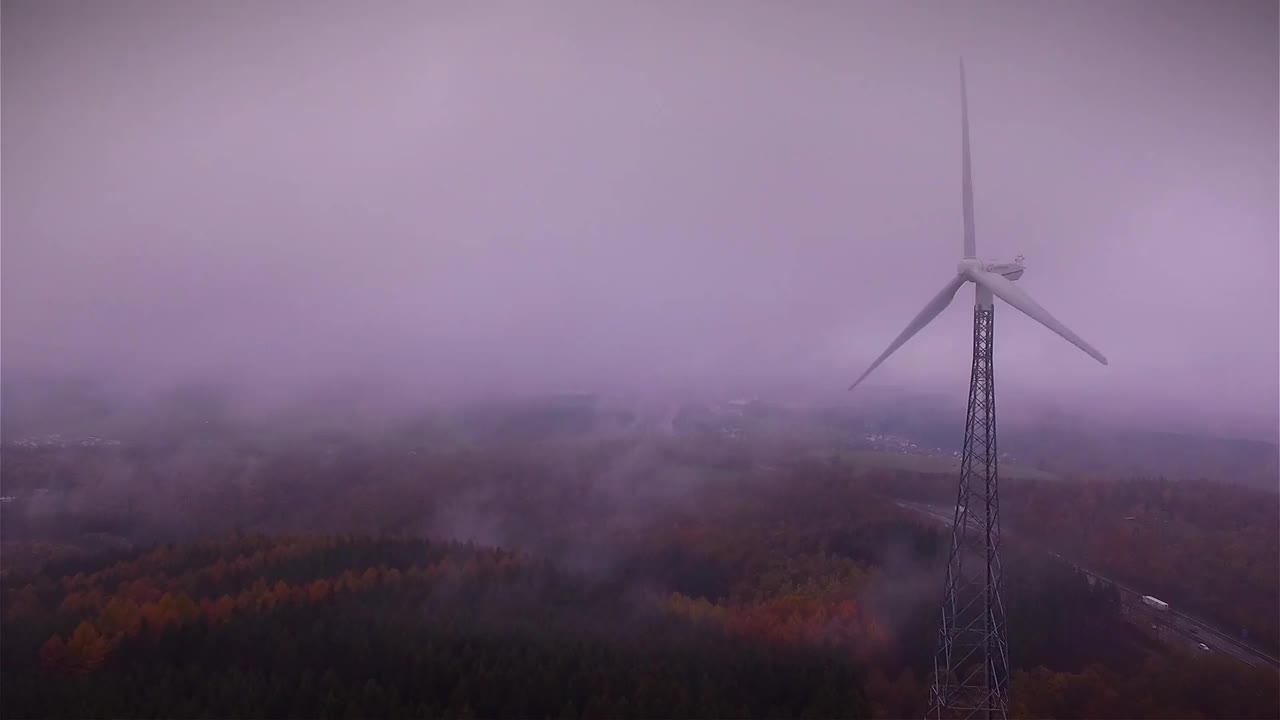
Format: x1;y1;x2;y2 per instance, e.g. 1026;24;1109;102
848;63;1106;720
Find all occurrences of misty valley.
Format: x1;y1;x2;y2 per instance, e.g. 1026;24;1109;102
4;1;1277;717
1;391;1277;718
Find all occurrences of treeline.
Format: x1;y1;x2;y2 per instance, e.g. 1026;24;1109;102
585;461;1279;718
1;535;869;719
2;437;1278;718
1012;654;1280;719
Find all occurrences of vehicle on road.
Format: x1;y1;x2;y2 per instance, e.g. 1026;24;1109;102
1141;595;1169;611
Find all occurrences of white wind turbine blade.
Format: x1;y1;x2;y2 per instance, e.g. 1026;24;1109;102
964;268;1108;365
850;275;968;390
961;60;976;259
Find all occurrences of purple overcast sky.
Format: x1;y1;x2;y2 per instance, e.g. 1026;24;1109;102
3;0;1277;437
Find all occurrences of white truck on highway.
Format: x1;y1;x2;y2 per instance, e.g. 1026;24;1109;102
1142;595;1169;611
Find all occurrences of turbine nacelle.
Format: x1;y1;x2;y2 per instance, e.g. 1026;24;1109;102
957;257;1024;281
985;259;1024;281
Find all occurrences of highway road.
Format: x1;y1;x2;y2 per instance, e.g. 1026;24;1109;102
894;500;1280;671
1070;561;1279;670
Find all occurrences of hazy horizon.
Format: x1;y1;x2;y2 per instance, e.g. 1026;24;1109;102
4;0;1277;442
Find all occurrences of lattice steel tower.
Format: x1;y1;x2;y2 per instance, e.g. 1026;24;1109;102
847;61;1107;720
927;297;1009;720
